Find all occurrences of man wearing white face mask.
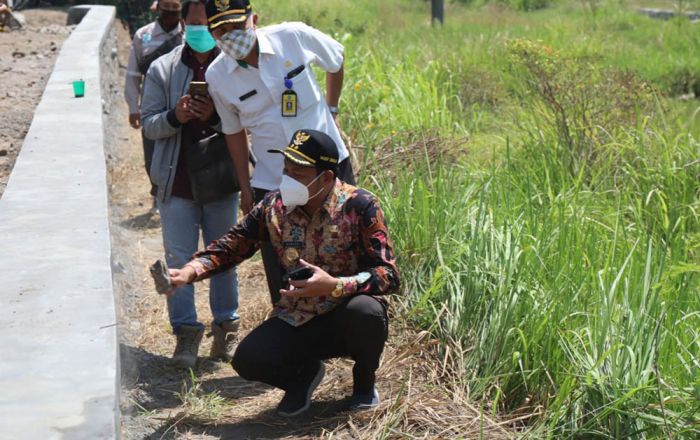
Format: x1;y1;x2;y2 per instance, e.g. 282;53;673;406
203;0;354;305
166;129;399;417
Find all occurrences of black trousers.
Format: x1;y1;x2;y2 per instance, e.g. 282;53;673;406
253;158;356;305
232;294;388;395
141;129;156;196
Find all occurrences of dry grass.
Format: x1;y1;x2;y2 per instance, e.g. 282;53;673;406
122;256;517;438
350;132;469;180
305;326;516;439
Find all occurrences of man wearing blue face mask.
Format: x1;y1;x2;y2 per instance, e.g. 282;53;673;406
141;0;242;369
203;0;355;306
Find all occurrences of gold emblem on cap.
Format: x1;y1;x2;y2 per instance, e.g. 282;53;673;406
293;131;311;146
284;248;299;265
215;0;230;13
285;60;293;68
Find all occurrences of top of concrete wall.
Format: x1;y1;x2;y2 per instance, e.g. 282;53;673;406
0;5;119;439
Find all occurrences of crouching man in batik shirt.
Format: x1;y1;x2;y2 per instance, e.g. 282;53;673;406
166;128;400;417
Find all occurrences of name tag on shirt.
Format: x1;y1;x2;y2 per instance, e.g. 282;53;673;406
283;240;304;248
281;64;305;118
281;90;298;117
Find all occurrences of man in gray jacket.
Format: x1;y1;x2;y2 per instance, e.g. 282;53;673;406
141;0;240;369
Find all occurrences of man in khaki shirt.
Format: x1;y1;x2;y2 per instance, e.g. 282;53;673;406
124;0;183;208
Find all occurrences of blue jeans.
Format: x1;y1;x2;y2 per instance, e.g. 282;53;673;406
158;194;240;333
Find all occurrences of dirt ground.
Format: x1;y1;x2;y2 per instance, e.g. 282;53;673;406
0;8;72;198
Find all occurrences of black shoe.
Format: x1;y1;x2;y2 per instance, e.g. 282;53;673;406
277;362;325;417
348;387;380;411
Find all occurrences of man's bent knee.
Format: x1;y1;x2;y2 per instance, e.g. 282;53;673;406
342;295;386;321
339;295;388;337
231;338;260;380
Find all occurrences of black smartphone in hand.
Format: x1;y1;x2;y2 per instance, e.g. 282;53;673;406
282;266;314;285
289;266;314;280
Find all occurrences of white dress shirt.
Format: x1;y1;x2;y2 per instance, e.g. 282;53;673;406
207;22;349;191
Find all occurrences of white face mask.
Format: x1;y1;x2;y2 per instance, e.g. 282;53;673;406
279;173;324;211
216;28;256;60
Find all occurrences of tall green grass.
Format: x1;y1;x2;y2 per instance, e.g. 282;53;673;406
372;123;700;437
252;0;700;436
257;0;700;143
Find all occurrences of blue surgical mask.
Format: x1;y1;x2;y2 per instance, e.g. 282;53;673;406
185;25;216;53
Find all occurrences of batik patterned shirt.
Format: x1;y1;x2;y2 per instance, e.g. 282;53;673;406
186;179;400;326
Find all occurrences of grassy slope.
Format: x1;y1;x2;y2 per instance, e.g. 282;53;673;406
258;0;700;140
255;1;700;438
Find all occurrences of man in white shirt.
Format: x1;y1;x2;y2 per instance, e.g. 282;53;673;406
204;0;355;303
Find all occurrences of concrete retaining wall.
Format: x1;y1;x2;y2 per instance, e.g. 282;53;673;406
0;5;119;439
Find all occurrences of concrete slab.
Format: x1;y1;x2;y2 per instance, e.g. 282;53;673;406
0;5;119;439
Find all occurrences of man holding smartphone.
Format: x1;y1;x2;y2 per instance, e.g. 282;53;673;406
141;0;241;369
204;0;355;305
167;129;399;416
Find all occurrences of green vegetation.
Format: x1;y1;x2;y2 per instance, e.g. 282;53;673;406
257;0;700;437
175;369;229;423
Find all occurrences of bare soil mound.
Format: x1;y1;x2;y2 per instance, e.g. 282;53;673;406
0;8;71;198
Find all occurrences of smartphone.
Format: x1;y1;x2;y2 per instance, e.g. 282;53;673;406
288;266;314;281
189;81;208;97
282;266;314;286
149;259;172;294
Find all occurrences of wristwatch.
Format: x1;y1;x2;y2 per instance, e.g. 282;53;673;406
331;279;344;298
328;105;339;114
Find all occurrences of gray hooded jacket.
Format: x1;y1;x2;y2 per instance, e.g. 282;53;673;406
141;44;222;203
